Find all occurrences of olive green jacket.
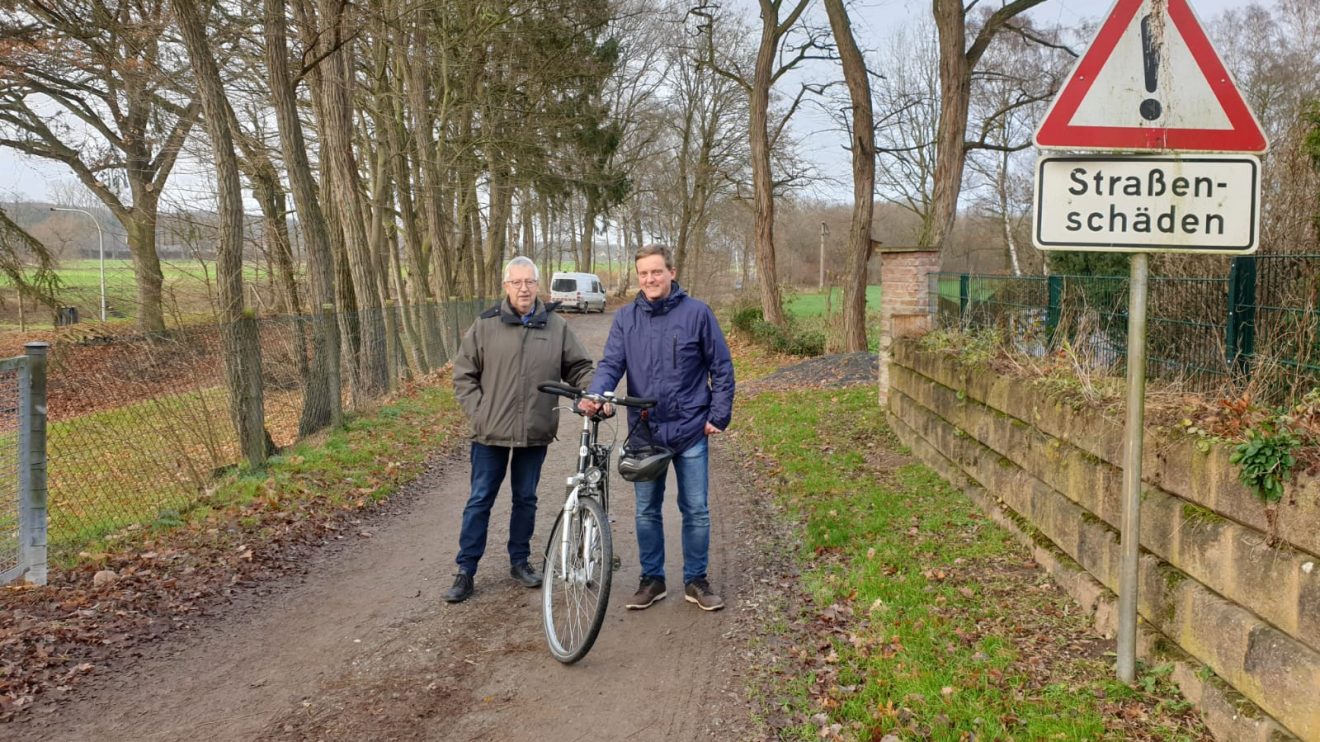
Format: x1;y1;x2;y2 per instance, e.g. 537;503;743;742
453;298;594;447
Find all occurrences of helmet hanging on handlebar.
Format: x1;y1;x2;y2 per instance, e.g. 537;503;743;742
617;409;673;482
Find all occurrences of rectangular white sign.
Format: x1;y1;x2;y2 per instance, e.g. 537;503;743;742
1033;154;1260;254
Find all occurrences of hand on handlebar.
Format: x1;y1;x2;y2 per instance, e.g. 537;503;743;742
577;396;614;418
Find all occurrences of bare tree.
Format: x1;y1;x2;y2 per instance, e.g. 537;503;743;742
964;11;1069;276
0;0;199;332
261;0;343;433
171;0;268;466
696;0;826;326
823;0;875;352
928;0;1048;250
872;18;941;233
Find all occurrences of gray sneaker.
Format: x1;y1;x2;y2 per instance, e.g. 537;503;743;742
684;578;724;611
626;576;667;609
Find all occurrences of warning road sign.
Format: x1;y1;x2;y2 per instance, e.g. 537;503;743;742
1035;0;1267;153
1033;154;1260;253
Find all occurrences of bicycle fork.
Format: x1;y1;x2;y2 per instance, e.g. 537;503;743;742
557;485;599;587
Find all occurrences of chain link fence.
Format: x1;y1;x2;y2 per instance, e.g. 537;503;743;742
932;255;1320;404
1;344;48;585
31;298;487;566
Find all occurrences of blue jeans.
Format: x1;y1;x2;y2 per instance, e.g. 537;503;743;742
455;442;548;576
634;437;710;584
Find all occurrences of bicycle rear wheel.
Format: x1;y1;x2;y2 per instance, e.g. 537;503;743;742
542;495;612;664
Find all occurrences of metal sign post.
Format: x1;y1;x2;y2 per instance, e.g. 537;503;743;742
1117;254;1148;683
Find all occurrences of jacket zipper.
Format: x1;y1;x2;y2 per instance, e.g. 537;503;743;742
672;334;677;369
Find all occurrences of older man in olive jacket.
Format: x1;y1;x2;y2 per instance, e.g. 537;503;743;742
445;256;595;603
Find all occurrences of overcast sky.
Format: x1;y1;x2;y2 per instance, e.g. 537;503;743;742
0;0;1254;207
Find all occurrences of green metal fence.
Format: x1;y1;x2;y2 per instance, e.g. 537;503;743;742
932;255;1320;401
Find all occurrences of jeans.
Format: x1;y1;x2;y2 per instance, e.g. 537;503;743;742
455;442;548;576
633;437;710;584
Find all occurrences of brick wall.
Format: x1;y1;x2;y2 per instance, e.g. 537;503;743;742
877;250;940;405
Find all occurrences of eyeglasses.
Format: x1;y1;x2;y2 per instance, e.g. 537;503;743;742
504;279;537;289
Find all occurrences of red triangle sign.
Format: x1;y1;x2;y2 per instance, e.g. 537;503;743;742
1035;0;1267;153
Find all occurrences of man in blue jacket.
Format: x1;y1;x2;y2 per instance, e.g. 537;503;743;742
582;245;735;612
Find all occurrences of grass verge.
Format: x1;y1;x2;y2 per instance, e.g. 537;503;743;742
733;384;1207;741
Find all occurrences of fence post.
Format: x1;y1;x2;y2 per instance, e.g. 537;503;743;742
20;342;48;585
959;274;970;324
323;304;343;428
1046;275;1063;342
1226;256;1257;374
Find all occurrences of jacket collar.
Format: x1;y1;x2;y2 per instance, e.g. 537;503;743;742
481;297;554;327
635;282;687;316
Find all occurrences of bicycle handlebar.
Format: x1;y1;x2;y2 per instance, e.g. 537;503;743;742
537;381;656;410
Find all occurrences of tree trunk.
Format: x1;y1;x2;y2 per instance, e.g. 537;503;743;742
539;198;553;284
122;206;167;333
996;146;1023;277
580;204;596;274
266;0;339;434
380;68;435;372
825;0;877;352
929;0;1047;250
929;0;971;251
485;162;512;295
313;0;387;395
365;131;401;386
173;0;268;467
751;1;786;327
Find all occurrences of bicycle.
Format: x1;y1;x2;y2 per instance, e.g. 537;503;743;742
536;381;655;664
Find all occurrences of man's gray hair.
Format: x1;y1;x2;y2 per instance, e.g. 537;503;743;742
503;256;539;282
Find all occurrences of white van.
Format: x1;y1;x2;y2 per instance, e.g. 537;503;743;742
550;272;607;313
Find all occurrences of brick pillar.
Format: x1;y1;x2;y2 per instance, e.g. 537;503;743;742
878;249;940;406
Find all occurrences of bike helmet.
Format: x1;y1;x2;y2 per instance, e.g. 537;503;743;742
617;444;674;482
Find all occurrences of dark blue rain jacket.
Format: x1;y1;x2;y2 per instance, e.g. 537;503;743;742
588;283;735;454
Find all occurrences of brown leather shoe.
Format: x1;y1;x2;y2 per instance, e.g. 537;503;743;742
625;576;667;609
683;578;724;611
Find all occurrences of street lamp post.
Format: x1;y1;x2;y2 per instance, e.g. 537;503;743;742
50;207;106;322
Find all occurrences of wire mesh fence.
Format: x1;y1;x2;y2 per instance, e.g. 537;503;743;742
932;255;1320;404
38;298;488;562
0;363;21;581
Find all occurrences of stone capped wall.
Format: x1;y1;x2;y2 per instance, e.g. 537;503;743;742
889;339;1320;742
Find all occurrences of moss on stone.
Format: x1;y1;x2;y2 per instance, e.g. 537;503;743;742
1181;502;1228;528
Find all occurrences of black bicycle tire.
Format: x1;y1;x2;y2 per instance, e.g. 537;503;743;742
541;496;613;664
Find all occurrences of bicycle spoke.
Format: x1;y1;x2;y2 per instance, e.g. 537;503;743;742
542;497;612;664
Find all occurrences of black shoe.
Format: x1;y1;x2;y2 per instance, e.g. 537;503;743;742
626;576;667;609
510;562;542;588
444;573;474;603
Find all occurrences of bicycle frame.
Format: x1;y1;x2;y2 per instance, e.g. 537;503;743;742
552;407;612;584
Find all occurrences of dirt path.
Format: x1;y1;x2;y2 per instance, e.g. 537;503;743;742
13;310;756;741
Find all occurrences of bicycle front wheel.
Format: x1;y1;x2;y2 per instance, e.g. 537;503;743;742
542;495;613;664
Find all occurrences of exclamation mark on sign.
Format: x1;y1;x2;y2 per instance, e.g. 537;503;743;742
1140;14;1163;121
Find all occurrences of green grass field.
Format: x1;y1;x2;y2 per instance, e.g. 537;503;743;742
2;259;275;328
785;286;883;319
736;385;1204;740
